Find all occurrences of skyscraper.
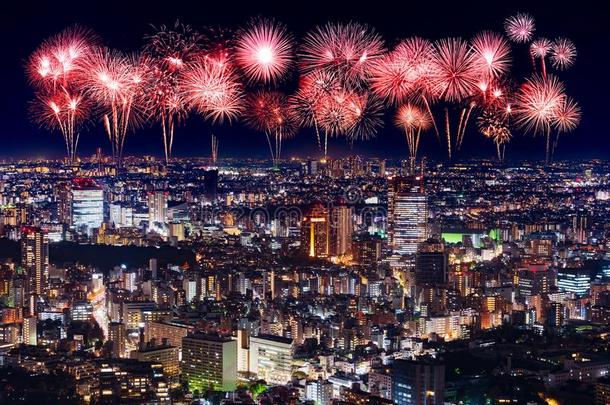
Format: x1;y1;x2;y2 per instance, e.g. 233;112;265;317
203;169;219;202
181;334;237;393
301;203;330;258
72;178;104;232
415;239;448;286
147;191;168;234
108;322;126;358
54;181;72;225
22;316;37;346
331;204;354;258
388;175;428;257
21;226;49;296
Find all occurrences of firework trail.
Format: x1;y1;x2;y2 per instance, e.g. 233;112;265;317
143;21;202;164
551;96;581;157
27;26;96;163
235;18;294;85
478;110;512;161
394;103;432;170
300;22;385;90
530;38;553;77
244;91;296;165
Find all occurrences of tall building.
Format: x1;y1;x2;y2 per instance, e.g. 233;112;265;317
392;358;445;405
249;334;293;385
352;235;383;267
131;340;180;378
21;226;49;296
72;178;104;232
55;181;73;225
331;204;354;257
181;334;237;392
557;268;591;297
301;204;330;258
517;266;550;297
148;191;168;234
388;176;428;257
108;322;126;358
22;316;37;345
415;239;448;286
203;169;219;202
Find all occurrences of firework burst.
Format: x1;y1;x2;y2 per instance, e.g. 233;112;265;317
478;109;511;161
394;103;432;166
471;31;512;81
550;38;576;71
504;13;535;43
300;22;385;89
235;18;294;85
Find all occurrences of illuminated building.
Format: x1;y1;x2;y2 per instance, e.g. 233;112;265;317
517;265;550;296
557;268;591;297
21;226;49;296
108;322;126;358
392;358;445;405
181;334;237;392
145;320;194;353
72;178;104;233
388;176;428;257
131;340;180;378
22;316;37;345
331;204;353;257
249;334;293;385
301;204;330;258
147;191;168;235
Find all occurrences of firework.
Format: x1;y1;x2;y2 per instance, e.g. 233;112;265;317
344;92;384;142
504;13;535;43
394;103;431;166
180;57;244;124
471;31;512;81
235;18;294;84
477;109;511;161
78;48;148;167
550;38;576;70
144;21;202;69
201;26;236;65
514;74;566;162
300;22;385;89
433;38;479;102
244;91;296;164
530;38;553;76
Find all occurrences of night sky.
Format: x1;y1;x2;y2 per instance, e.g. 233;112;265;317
1;0;608;161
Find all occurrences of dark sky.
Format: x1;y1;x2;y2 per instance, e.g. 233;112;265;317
1;0;608;161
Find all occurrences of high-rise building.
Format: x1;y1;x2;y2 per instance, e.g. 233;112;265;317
72;178;104;232
249;334;293;385
22;316;37;345
415;239;448;286
131;340;180;378
331;204;353;257
203;169;219;202
352;235;383;267
21;226;49;296
557;268;591;297
392;358;445;405
108;322;126;358
301;204;330;258
148;191;168;234
517;265;550;297
55;181;73;225
181;334;237;392
388;176;428;257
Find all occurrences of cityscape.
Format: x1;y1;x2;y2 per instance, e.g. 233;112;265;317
1;2;609;405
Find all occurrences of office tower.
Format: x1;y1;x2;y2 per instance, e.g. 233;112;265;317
108;322;126;358
249;334;294;385
392;358;445;405
181;334;237;392
557;268;591;297
548;302;564;328
149;258;158;280
331;204;354;257
22;316;37;345
517;265;551;296
72;178;104;232
21;226;49;296
301;203;330;258
352;235;382;267
148;191;168;234
388;175;428;256
54;181;73;225
415;239;448;286
203;169;219;202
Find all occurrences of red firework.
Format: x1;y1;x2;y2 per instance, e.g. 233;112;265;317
553;96;581;133
370;37;438;105
235;18;294;84
344;92;385;141
432;38;479;102
300;22;385;89
471;31;512;81
504;13;535;43
394;103;432;163
180;57;244;124
550;38;576;71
